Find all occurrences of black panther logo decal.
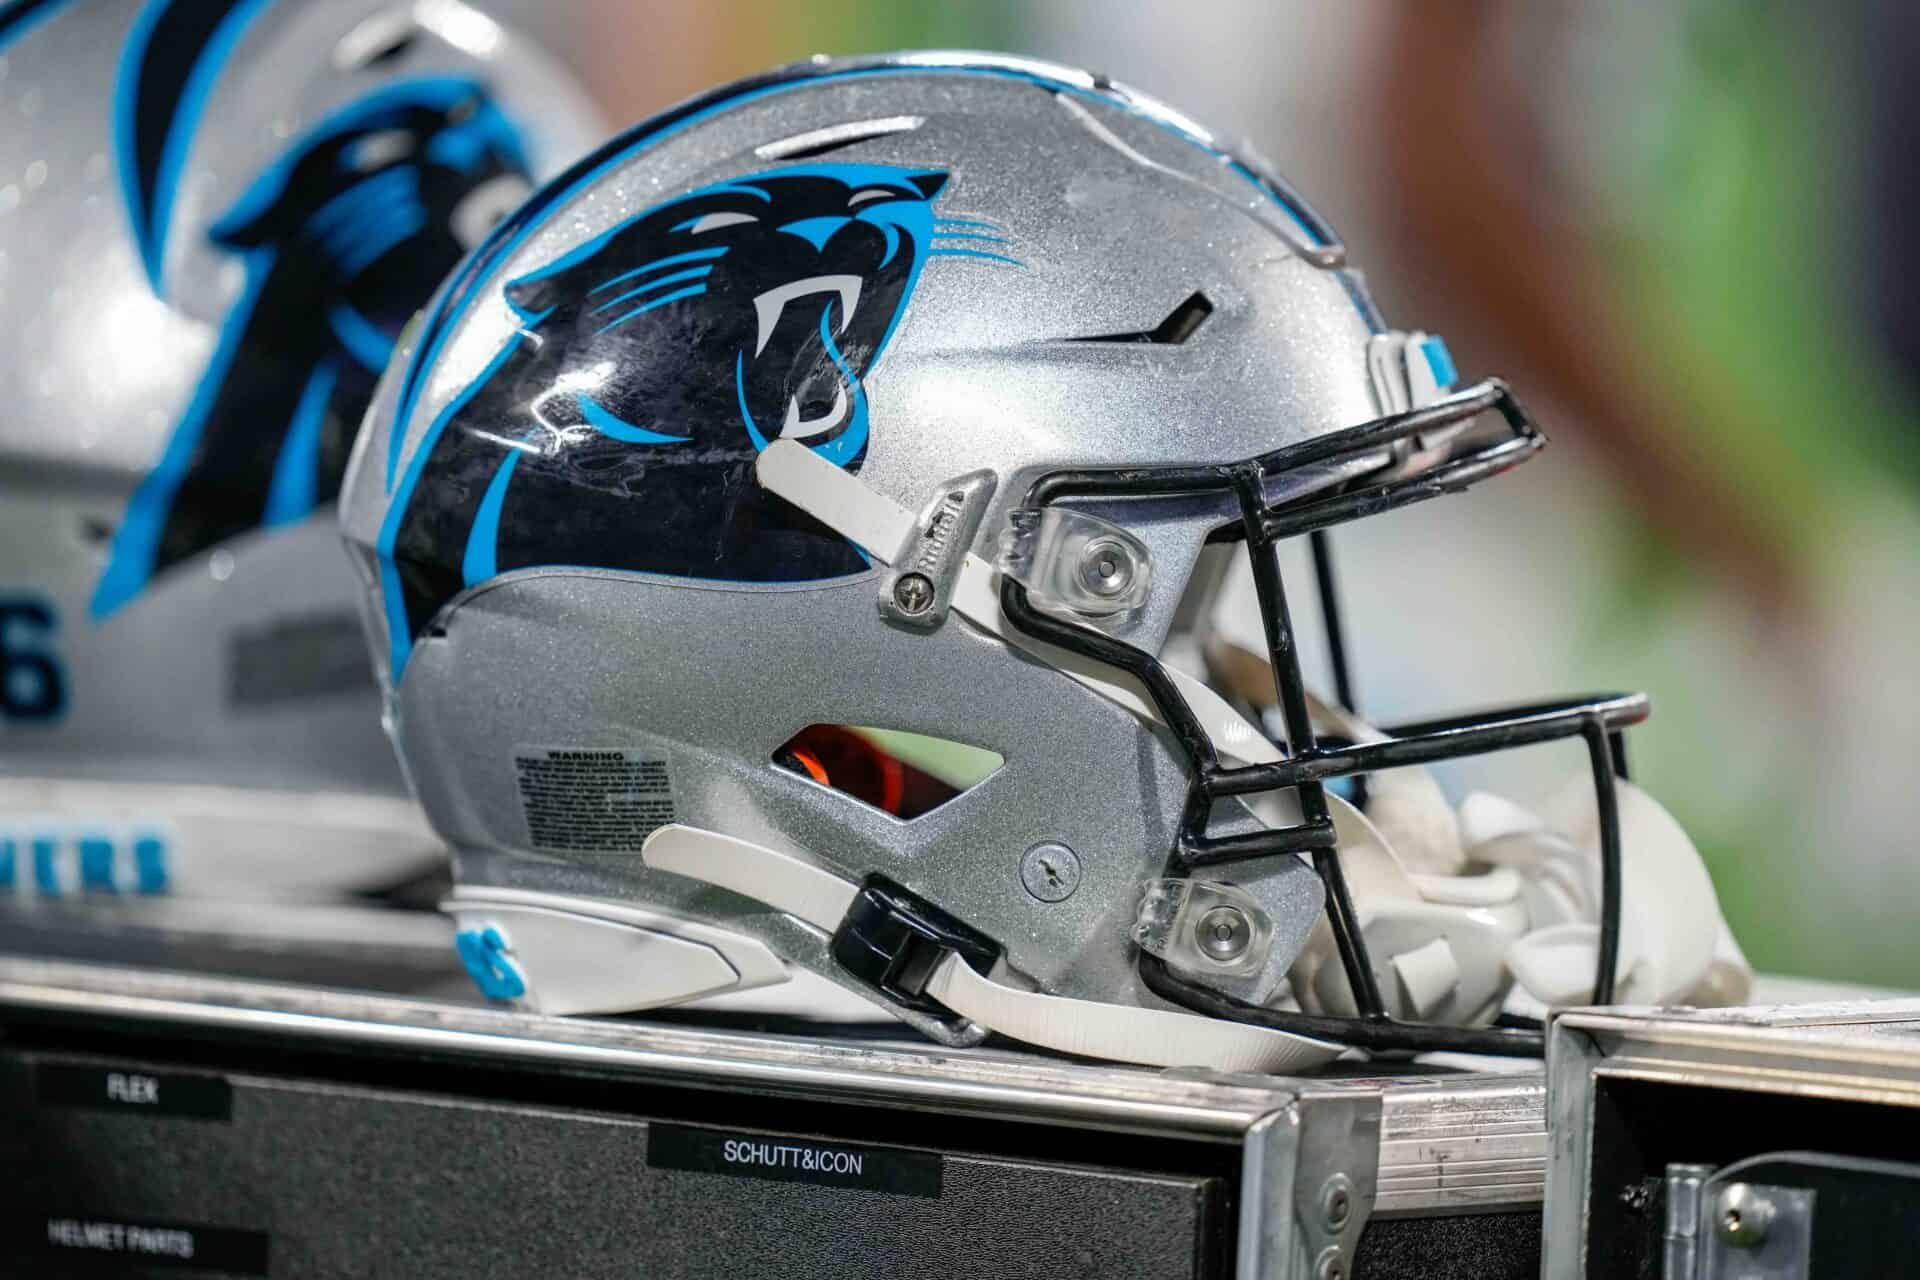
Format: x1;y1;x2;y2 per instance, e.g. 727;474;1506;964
92;9;532;618
376;162;1020;673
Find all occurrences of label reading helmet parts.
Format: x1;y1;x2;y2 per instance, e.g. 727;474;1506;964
648;1123;943;1199
25;1214;268;1274
512;746;678;853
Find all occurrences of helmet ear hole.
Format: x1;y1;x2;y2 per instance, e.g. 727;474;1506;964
772;725;1002;820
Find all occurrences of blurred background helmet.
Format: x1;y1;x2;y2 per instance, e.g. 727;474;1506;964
0;0;601;908
342;52;1746;1068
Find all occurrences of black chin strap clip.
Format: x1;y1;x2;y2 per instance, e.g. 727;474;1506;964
830;875;1001;1024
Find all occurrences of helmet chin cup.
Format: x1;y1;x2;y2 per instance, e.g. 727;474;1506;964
1544;775;1728;1006
1287;796;1527;1026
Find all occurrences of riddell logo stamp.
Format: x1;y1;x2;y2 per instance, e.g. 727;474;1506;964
908;490;968;576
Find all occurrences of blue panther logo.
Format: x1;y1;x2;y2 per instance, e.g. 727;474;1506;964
377;162;1020;672
90;0;532;618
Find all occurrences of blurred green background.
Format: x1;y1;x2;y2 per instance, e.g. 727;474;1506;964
499;0;1920;987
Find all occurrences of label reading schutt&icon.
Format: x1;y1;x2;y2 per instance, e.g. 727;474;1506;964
648;1123;942;1198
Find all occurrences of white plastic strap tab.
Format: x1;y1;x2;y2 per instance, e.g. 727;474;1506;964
642;824;856;930
642;824;1340;1073
925;951;1340;1073
757;441;1279;767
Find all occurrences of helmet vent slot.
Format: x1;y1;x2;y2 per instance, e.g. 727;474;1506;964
754;116;926;163
334;11;420;72
1063;290;1213;345
773;724;1002;821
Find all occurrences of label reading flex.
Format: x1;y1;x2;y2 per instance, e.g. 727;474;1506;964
513;746;678;853
36;1064;232;1120
649;1124;942;1198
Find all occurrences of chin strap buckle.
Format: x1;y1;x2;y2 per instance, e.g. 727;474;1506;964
830;874;1002;1022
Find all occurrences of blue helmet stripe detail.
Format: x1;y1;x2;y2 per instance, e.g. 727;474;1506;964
927;248;1025;268
261;357;338;527
0;0;77;51
705;183;772;203
118;0;276;297
576;393;690;444
1421;335;1458;389
329;304;395;372
90;251;274;618
461;446;524;585
586;246;728;295
375;332;527;675
307;168;417;233
337;207;426;276
777;215;849;251
586;266;712;316
591;284;705;336
811;304;868;468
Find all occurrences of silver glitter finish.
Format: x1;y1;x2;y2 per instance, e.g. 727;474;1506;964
342;53;1386;1024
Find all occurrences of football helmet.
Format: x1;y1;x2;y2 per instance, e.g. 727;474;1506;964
343;52;1745;1069
0;0;600;904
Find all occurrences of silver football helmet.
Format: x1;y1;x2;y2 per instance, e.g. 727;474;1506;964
0;0;600;905
343;53;1745;1069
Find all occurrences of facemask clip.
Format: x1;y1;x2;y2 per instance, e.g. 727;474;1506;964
997;506;1153;620
1132;878;1275;980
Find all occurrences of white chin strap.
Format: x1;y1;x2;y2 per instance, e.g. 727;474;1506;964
642;824;1341;1073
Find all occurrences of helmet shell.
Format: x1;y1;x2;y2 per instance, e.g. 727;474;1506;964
343;53;1381;1018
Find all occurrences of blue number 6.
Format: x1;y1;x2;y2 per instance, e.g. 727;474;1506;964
0;597;67;722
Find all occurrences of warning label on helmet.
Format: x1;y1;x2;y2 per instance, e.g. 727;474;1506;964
512;747;678;853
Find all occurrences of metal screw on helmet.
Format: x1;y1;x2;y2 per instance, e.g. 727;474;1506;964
1019;843;1081;903
1320;1174;1353;1230
892;573;935;615
1196;905;1252;962
1076;536;1136;599
1715;1183;1773;1248
1314;1245;1345;1280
